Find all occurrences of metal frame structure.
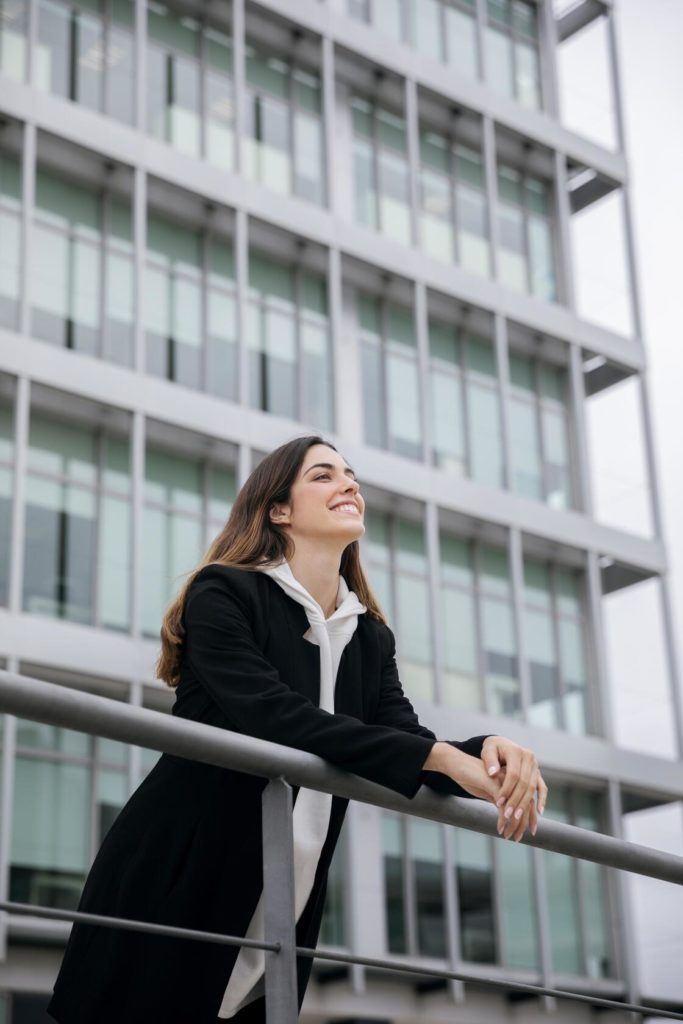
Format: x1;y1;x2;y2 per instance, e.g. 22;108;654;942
1;0;682;1018
1;669;682;1023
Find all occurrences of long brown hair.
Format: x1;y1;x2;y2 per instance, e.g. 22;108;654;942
155;434;387;688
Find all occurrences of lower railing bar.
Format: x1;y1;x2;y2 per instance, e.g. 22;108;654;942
2;900;679;1019
297;947;681;1021
0;900;278;953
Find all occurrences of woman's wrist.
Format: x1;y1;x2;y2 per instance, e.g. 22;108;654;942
422;741;463;774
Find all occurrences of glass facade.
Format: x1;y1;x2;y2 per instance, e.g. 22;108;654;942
440;536;520;717
10;715;128;911
0;149;22;331
142;445;236;638
383;782;613;978
147;2;234;167
358;292;421;460
348;0;541;111
0;393;13;606
247;251;332;429
352;95;411;245
145;212;237;397
362;510;434;700
244;41;324;204
30;166;135;365
0;0;664;1014
497;163;557;301
23;412;132;630
524;557;590;736
508;351;573;507
428;319;502;485
35;0;135;123
419;128;490;275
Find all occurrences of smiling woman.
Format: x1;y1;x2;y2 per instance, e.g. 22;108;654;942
46;433;544;1024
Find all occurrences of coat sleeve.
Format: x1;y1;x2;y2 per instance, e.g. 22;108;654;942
182;568;440;799
374;623;495;800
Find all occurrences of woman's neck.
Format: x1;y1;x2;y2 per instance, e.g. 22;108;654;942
286;546;342;619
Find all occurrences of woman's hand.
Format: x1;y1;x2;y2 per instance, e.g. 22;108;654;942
480;735;548;841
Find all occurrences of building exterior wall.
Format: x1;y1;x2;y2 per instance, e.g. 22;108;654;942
0;0;680;1020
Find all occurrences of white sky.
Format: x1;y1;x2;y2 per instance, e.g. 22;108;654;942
604;0;682;1003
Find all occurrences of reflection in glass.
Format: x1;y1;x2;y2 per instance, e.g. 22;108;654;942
382;813;406;953
455;827;496;962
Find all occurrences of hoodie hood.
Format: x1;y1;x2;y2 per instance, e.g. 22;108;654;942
256;558;367;644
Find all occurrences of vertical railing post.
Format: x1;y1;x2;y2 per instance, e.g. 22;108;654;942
262;777;299;1023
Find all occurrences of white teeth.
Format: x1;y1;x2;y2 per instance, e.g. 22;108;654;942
331;504;359;514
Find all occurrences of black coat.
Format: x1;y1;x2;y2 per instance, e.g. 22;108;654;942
47;564;493;1023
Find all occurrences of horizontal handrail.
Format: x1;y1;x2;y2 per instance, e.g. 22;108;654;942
2;668;683;1021
1;669;682;884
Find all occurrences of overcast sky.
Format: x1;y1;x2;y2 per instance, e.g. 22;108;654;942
608;0;682;1003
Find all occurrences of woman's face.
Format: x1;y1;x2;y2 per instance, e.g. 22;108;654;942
270;444;365;545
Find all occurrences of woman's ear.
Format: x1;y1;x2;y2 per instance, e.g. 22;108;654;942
269;504;290;525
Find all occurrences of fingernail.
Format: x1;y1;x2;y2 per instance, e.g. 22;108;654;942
514;807;523;820
539;804;545;815
488;765;498;775
496;797;505;807
504;806;513;819
531;825;537;836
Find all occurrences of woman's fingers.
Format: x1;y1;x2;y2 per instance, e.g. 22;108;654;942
495;753;541;834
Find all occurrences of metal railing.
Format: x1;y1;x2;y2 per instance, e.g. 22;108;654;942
1;668;682;1022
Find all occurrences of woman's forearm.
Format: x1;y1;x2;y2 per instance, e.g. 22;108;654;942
422;740;465;775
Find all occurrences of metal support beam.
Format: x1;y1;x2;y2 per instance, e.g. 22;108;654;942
262;778;299;1023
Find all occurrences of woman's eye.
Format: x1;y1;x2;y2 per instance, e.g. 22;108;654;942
315;474;330;480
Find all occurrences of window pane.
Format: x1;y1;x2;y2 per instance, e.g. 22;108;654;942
525;606;561;728
441;586;479;710
543;405;571;509
0;0;28;81
396;574;433;700
302;322;332;432
510;398;543;498
35;0;70;98
416;0;442;61
11;758;90;909
412;820;446;958
100;493;131;632
529;214;556;301
353;137;377;228
485;26;513;96
382;813;406;953
445;4;478;79
456;185;490;276
481;597;519;717
207;290;237;401
430;370;465;475
108;22;135;124
104;250;134;366
543;792;582;974
387;354;421;459
455;827;496;962
498;205;527;292
468;382;503;488
499;841;539;969
559;617;589;736
294;111;324;204
378;149;411;244
516;39;542;109
361;340;384;448
75;9;104;112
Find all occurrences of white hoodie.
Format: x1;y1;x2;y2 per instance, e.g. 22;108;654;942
218;558;367;1018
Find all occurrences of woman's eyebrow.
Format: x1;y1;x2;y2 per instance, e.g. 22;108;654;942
304;462;357;480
